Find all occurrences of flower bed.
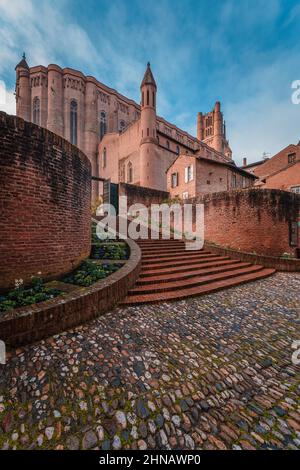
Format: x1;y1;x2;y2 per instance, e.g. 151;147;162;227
91;242;128;260
62;260;123;287
0;278;62;313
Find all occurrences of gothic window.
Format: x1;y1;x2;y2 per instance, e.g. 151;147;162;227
119;120;126;132
100;111;107;140
147;90;149;106
127;162;133;183
102;148;107;168
70;100;77;145
166;140;170;149
33;97;40;125
176;145;180;155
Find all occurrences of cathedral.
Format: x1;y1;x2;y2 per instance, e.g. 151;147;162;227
15;55;232;198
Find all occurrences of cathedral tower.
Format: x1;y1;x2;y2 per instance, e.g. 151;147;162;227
139;62;158;188
197;101;232;160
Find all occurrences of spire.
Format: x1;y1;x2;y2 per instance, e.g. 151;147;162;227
15;52;29;70
140;62;156;89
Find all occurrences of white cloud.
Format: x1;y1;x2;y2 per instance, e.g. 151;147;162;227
0;81;16;114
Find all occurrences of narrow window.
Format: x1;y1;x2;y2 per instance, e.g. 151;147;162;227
102;147;107;168
166;140;170;149
171;172;178;188
33;97;40;125
127;162;133;183
147;128;149;136
288;153;296;164
176;145;180;155
70;100;77;145
152;91;155;107
147;89;149;106
142;92;144;107
119;120;126;132
231;173;237;188
100;111;107;140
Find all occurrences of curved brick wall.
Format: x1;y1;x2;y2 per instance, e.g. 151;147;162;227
194;189;300;257
0;112;91;290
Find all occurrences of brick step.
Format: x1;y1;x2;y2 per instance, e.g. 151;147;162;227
142;255;230;271
140;246;204;256
142;252;219;266
137;239;185;245
139;258;240;277
136;261;252;285
142;248;211;262
138;241;187;248
129;264;265;295
121;268;275;305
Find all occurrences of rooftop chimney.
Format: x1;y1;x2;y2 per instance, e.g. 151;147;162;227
242;157;247;166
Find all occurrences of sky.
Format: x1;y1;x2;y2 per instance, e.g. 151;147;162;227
0;0;299;164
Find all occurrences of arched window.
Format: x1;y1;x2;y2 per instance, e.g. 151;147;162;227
70;100;77;145
100;111;107;140
166;140;170;149
119;120;126;132
102;148;107;168
147;90;149;106
176;145;180;155
127;162;133;183
152;91;155;107
33;97;40;125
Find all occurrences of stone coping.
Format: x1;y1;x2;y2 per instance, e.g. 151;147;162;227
0;238;141;348
204;242;300;272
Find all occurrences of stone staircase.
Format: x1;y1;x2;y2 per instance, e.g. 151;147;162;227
121;239;275;305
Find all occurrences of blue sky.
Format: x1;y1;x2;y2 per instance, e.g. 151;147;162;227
0;0;299;163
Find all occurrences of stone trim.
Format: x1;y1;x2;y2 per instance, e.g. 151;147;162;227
204;242;300;272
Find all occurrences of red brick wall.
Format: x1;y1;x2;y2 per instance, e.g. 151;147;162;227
194;189;300;257
0;112;91;290
119;183;169;208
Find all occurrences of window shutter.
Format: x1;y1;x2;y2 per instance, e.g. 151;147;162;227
185;167;188;183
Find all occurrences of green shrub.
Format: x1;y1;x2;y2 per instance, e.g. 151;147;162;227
63;261;123;287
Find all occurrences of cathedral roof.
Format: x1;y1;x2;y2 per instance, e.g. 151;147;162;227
15;53;29;70
141;62;157;89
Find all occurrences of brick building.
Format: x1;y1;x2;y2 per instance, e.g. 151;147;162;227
242;143;300;193
167;154;256;200
15;56;232;198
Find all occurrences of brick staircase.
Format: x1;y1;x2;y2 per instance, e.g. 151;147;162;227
121;239;275;305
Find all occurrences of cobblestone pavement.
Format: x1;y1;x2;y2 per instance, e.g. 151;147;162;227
0;272;299;450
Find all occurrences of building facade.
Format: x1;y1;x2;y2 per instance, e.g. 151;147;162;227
167;154;256;200
15;56;233;196
241;143;300;193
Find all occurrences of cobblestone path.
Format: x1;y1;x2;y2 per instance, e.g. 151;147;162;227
0;273;299;450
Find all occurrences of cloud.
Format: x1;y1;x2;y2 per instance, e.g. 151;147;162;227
0;0;299;165
0;81;16;114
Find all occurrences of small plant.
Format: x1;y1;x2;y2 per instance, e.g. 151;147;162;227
91;242;128;260
0;277;62;313
63;261;123;287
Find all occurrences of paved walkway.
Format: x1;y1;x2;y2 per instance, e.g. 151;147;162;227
0;273;299;450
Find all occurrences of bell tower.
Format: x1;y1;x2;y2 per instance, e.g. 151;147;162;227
139;62;158;188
